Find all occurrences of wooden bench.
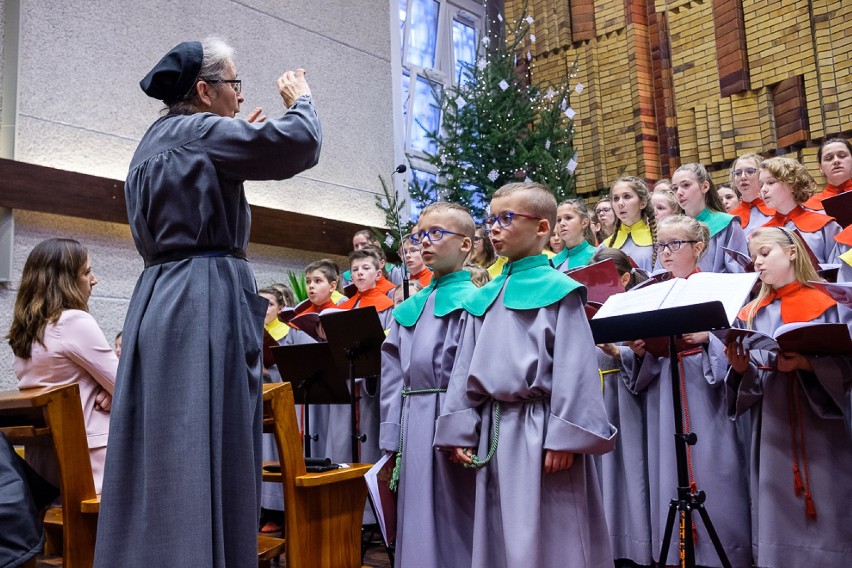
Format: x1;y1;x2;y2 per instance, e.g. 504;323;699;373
0;384;286;567
261;382;373;568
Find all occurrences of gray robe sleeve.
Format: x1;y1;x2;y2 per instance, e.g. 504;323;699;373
379;323;403;452
546;292;617;453
203;96;321;181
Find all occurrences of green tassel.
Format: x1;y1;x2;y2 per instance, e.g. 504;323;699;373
389;452;402;493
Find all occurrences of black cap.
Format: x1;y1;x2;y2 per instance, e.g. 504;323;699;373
139;41;203;103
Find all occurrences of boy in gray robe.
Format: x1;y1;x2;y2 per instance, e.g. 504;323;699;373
434;182;617;568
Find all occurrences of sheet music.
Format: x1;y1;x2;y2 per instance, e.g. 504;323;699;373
592;279;678;319
661;272;758;322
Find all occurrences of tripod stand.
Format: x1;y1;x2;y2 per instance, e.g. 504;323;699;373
657;335;731;568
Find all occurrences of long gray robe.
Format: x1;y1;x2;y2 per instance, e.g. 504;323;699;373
94;97;321;567
380;293;476;568
628;337;752;567
771;217;841;265
725;303;852;567
434;287;617;568
739;201;774;236
595;347;653;565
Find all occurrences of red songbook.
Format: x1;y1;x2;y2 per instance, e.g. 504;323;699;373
714;322;852;357
565;258;625;304
364;453;398;547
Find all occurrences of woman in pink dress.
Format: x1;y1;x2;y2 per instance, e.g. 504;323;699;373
8;238;118;493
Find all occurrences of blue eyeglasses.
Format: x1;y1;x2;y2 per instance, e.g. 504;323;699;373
484;211;542;231
409;228;464;245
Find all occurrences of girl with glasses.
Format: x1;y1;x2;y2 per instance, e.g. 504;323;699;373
627;215;753;567
595;198;616;239
725;227;852;567
758;157;841;264
729;152;775;235
601;177;658;272
671;162;749;273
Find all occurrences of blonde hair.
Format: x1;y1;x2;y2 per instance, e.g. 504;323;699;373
492;182;557;230
653;186;684;216
606;176;659;266
657;215;710;259
759;157;816;204
741;227;820;328
729;153;762;183
418;201;476;238
464;263;491;287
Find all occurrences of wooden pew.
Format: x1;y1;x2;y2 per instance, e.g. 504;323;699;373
0;384;286;567
0;384;97;568
261;382;373;568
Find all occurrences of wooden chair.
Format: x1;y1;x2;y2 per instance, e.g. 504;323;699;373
261;382;373;568
0;384;97;568
0;383;286;567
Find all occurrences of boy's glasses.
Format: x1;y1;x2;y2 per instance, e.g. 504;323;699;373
484;211;542;231
409;228;464;245
733;167;758;178
652;240;698;253
200;78;242;94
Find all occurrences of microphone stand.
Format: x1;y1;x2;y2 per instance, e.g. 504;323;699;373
391;164;411;300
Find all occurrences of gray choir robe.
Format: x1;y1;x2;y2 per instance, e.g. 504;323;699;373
380;283;477;568
434;280;617;568
774;218;841;264
838;255;852;335
618;237;654;273
94;96;321;568
595;347;653;565
628;337;752;567
739;201;774;236
700;221;748;273
725;303;852;567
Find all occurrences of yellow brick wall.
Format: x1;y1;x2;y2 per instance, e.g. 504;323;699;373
506;0;852;195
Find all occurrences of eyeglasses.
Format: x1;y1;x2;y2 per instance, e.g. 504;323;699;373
200;78;242;95
652;240;699;253
595;206;612;214
409;228;464;245
733;167;758;178
484;211;542;231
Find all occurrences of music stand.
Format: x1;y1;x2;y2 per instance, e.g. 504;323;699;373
319;307;386;463
272;343;351;458
590;302;733;568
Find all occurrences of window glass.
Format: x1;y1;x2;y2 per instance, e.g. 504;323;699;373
410;76;442;154
452;18;477;84
406;0;440;69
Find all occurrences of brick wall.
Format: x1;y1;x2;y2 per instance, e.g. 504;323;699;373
506;0;852;195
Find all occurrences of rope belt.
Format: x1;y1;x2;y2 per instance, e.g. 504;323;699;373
599;368;620;391
787;372;817;519
389;387;447;492
463;396;547;470
144;247;247;268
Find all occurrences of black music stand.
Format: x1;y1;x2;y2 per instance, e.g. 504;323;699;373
271;342;351;458
590;301;733;568
319;307;386;463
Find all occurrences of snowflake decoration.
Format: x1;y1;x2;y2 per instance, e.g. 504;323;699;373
525;16;534;25
487;169;500;182
481;36;491;46
544;88;556;100
477;58;487;70
499;80;510;91
526;51;532;61
564;107;576;120
544;139;551;150
530;34;536;44
384;233;395;248
456;96;467;109
575;83;585;94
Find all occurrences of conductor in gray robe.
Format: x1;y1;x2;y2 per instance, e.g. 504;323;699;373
94;39;321;567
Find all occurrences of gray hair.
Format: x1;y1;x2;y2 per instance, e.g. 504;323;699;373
167;37;234;115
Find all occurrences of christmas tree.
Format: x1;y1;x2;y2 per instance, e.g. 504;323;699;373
406;7;580;221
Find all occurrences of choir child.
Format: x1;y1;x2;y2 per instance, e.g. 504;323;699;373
651;184;683;223
729;152;775;235
595;197;616;238
380;202;478;568
551;198;596;270
758;157;841;264
627;215;752;567
401;236;433;288
590;247;654;566
725;227;852;567
337;248;395;329
345;229;402;285
602;177;658;272
803;138;852;211
671;162;749;273
717;183;741;213
434;182;617;568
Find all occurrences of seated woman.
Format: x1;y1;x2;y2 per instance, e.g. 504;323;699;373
7;238;118;494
